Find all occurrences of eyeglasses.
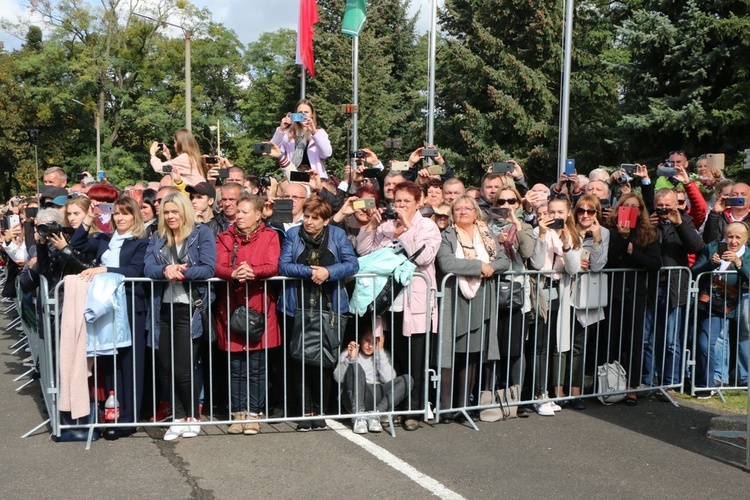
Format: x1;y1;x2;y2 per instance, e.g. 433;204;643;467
453;206;476;212
676;199;686;205
495;198;518;206
283;195;307;201
155;198;165;204
576;208;597;216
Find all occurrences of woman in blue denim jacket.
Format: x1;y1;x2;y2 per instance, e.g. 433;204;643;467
278;196;359;431
144;192;216;441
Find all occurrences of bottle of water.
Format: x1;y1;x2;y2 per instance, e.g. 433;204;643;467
103;391;120;441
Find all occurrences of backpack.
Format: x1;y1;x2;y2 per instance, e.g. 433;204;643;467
597;361;628;405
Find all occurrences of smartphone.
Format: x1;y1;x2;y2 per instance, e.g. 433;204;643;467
352;198;377;210
271;199;294;224
581;249;591;261
718;242;728;255
492;162;514;174
289;171;311;183
706;153;725;170
725;197;746;207
162;164;173;173
97;171;105;180
362;168;380;178
76;173;86;181
565;158;576;176
157;142;164;151
427;164;446;175
421;148;439;157
657;166;677;178
617;206;638;228
205;156;219;165
621;163;637;175
390;160;410;171
0;219;6;232
548;218;565;230
599;198;611;210
290;112;306;122
25;207;38;219
6;214;20;228
216;168;230;179
489;207;510;219
254;143;271;155
98;203;115;215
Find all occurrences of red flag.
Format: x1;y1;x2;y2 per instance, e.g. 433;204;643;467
296;0;319;78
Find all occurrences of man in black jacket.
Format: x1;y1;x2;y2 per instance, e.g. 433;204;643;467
643;188;706;392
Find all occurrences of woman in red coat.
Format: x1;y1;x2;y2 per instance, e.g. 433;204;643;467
215;194;281;435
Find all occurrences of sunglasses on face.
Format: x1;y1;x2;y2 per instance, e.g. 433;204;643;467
676;199;686;205
549;193;569;201
576;208;597;216
495;198;518;206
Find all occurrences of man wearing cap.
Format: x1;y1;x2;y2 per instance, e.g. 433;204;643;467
186;181;216;225
39;186;69;209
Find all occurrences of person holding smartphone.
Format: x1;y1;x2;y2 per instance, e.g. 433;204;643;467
604;193;661;404
529;197;582;415
691;222;750;396
149;129;207;187
703;183;750;244
271;99;332;179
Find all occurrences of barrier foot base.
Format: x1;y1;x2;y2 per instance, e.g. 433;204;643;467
715;389;728;404
11;342;29;355
85;427;95;450
21;418;49;439
9;335;27;349
658;388;679;407
13;367;35;382
460;410;479;431
386;415;396;438
15;378;35;392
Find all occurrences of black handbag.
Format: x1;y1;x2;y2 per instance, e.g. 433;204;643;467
290;295;346;368
498;279;524;310
228;241;266;343
365;244;427;316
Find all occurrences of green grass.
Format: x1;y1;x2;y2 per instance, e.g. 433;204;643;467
675;390;749;415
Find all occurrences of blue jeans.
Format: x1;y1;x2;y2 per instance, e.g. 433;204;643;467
696;312;729;387
230;350;267;414
643;286;684;386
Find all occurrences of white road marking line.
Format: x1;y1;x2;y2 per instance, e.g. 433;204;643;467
327;419;466;500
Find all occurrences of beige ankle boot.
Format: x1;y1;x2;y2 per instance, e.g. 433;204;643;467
243;413;261;435
228;411;246;434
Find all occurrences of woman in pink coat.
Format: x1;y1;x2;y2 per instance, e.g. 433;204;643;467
356;181;441;431
270;99;332;178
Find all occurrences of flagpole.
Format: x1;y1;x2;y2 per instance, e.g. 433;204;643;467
426;0;437;146
301;64;306;100
558;0;574;177
351;35;359;168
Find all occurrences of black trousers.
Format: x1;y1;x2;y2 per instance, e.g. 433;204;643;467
159;303;201;420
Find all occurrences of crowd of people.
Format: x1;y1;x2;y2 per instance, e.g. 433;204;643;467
2;99;749;441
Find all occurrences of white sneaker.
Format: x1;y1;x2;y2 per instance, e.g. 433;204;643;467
534;401;555;416
353;417;368;434
164;423;185;441
367;415;382;433
550;401;562;412
182;417;200;438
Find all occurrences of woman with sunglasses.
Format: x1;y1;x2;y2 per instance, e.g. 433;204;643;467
488;187;534;400
567;195;610;409
604;193;660;405
529;196;582;416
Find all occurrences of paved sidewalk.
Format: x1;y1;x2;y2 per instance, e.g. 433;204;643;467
1;307;748;499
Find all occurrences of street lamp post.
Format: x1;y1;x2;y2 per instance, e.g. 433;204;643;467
71;99;101;174
134;12;192;131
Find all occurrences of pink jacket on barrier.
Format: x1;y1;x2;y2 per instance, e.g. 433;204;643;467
356;211;441;336
59;275;91;419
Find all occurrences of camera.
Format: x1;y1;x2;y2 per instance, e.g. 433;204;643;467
36;222;73;238
351;150;367;159
616;173;633;185
205;156;219;165
162;164;173;173
381;208;399;220
259;176;272;191
655;208;670;216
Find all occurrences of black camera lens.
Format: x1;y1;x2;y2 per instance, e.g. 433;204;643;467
381;208;399;220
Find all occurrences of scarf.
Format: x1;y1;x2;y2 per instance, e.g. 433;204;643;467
300;225;329;300
291;134;308;169
100;231;132;268
719;243;746;272
454;221;496;299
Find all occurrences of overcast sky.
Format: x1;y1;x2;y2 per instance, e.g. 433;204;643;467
0;0;441;51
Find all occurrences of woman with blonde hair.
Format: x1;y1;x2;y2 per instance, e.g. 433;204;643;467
144;192;216;440
149;129;206;186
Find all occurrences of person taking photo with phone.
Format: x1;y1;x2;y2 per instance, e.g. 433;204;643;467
270;99;332;179
150;129;207;187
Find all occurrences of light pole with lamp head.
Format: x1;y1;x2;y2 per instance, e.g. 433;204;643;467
134;12;192;131
71;98;101;174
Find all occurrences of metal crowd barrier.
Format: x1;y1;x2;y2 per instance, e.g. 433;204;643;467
434;267;695;427
688;270;750;400
39;273;433;447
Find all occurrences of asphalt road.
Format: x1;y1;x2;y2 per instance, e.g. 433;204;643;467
1;307;748;499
